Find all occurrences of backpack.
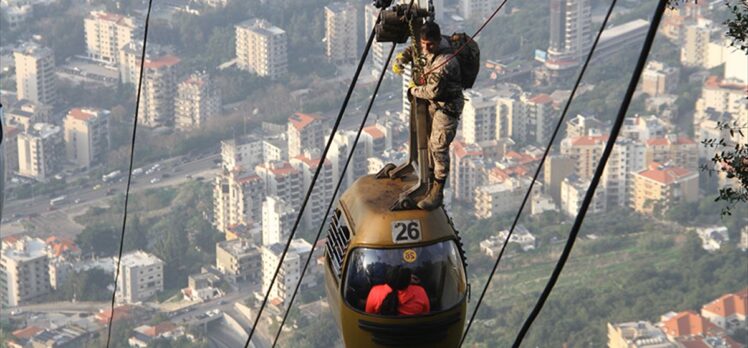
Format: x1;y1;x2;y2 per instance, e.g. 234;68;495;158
448;33;480;89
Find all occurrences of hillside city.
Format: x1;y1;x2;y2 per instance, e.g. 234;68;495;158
0;0;746;347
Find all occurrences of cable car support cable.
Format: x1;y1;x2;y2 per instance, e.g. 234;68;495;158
510;1;667;345
242;18;383;348
460;0;616;345
459;0;619;345
105;0;155;345
271;43;398;347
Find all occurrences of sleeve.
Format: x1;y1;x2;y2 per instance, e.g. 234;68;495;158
365;286;380;313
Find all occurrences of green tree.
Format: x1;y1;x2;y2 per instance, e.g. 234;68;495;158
57;269;111;302
75;223;119;256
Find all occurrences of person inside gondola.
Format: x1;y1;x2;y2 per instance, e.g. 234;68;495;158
365;267;430;315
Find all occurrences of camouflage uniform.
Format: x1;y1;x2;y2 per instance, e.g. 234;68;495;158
397;39;464;181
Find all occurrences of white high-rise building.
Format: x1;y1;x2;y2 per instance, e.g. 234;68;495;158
261;239;313;304
330;130;368;189
462;88;500;144
138;54;181;128
63;108;110;168
290;150;334;230
236;19;288;80
450;140;485;203
213;169;264;237
287;113;325;158
84;11;138;64
175;72;221;131
520;94;555;144
14;42;57;106
680;18;715;68
17;123;63;181
459;0;492;20
325;2;357;63
114;251;164;304
256;161;304;208
220;133;287;172
560;176;606;217
261;196;296;246
545;0;592;72
0;237;50;307
365;4;388;76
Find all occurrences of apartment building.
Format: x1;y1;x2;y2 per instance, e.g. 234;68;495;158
543;155;576;204
84;11;138;64
236;19;288;80
115;251;164;304
560;134;608;180
458;0;493;20
261;196;296;246
216;238;261;283
364;3;387;75
63;108;110;168
174;72;221;131
607;321;675;348
560;175;606;217
450;140;485;203
17;123;63;181
290;150;334;229
462;88;499;144
213;169;264;237
520;93;554;144
630;163;699;214
324;2;357;62
496;96;522;140
641;61;679;97
220;133;286;172
644;134;698;170
330;130;369;189
0;236;50;307
680;18;715;68
565;113;606;138
545;0;592;72
14;42;57;106
621;115;667;142
701;289;748;333
255;161;303;208
138;54;181;128
287;113;325;158
474;176;533;219
3;125;20;180
261;239;313;304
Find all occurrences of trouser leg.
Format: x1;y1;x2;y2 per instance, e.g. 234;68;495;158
429;110;458;181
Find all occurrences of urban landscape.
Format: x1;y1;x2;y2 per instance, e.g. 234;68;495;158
0;0;746;347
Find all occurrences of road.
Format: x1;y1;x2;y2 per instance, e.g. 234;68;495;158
1;154;220;226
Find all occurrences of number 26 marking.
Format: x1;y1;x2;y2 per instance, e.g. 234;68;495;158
392;220;421;243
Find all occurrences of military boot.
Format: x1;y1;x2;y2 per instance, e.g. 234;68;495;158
417;180;444;210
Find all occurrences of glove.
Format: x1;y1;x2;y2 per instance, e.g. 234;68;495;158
408;79;416;89
392;63;404;75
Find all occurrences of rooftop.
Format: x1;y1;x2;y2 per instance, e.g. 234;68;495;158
217;238;258;257
288;112;319;131
637;164;696;185
143;54;180;69
26;122;61;139
14;42;53;58
1;236;47;261
117;250;163;268
67;107;106;122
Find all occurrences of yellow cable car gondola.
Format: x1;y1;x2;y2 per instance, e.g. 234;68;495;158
324;173;468;347
323;2;469;346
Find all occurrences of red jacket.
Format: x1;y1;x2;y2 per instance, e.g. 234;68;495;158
365;284;430;315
